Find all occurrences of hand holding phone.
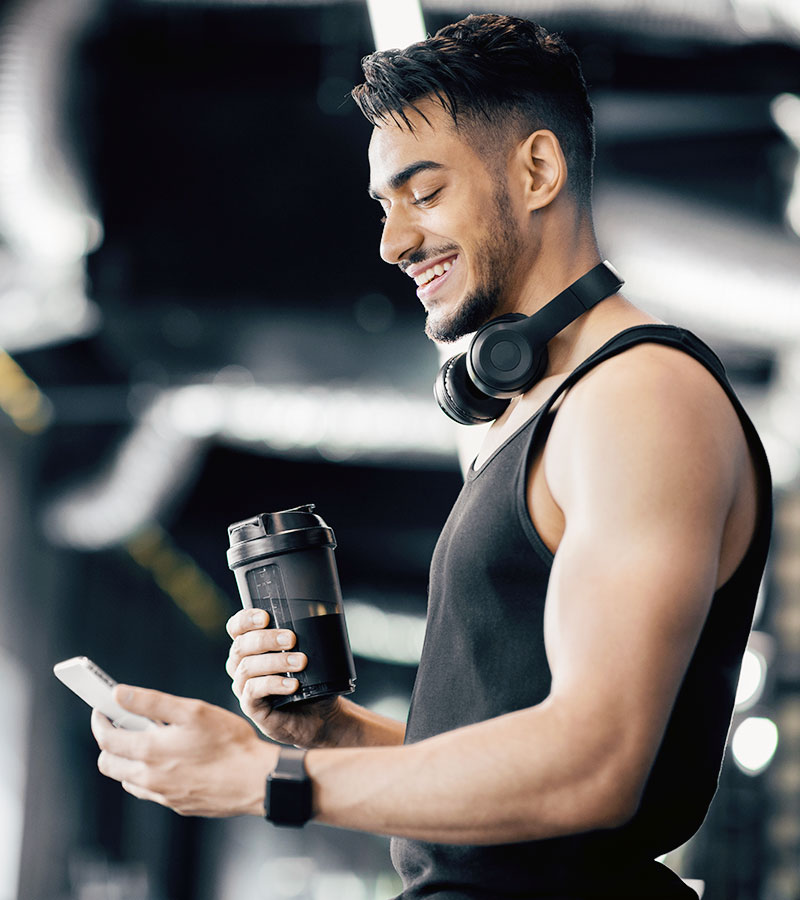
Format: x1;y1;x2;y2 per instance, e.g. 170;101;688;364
53;656;157;731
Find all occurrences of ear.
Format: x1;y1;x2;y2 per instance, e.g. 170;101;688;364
515;130;568;212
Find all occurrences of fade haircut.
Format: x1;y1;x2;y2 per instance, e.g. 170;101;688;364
352;14;596;208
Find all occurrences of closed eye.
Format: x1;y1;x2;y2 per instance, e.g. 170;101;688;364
413;188;442;207
375;187;441;225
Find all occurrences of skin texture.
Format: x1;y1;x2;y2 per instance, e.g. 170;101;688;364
93;99;759;842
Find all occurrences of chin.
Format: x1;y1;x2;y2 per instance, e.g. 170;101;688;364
425;290;501;344
424;311;465;344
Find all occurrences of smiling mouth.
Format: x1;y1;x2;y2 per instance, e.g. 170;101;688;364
414;258;455;287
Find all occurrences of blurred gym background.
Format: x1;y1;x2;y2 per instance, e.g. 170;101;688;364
0;0;798;897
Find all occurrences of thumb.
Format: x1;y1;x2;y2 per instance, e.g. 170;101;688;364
112;684;197;726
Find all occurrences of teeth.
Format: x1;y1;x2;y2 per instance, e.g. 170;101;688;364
414;259;454;286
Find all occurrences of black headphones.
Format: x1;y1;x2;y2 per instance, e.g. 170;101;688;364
434;260;624;425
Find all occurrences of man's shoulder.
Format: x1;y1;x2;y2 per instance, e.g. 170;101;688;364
544;335;746;507
563;336;732;428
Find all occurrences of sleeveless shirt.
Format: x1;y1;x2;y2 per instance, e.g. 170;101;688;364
391;325;773;899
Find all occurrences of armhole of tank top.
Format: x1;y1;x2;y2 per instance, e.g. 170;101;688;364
510;327;675;567
662;329;773;588
516;412;557;568
708;384;773;592
512;323;771;573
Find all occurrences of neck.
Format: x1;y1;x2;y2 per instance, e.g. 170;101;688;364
507;218;630;378
511;208;601;317
543;272;660;379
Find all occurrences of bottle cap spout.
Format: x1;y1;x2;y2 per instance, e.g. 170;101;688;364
226;505;336;569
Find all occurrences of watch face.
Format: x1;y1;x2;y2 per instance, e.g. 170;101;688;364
266;770;313;827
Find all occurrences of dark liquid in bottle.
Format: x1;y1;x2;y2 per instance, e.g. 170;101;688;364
273;610;356;707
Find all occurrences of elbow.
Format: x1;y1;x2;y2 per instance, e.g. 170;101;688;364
593;788;641;831
586;767;645;831
570;721;652;832
557;744;646;833
530;773;641;838
528;763;644;836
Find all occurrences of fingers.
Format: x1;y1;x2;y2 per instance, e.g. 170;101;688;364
226;608;270;639
121;780;168;807
235;675;300;708
225;608;306;712
91;709;148;758
97;745;171;809
231;651;306;699
225;627;298;680
92;709;161;793
98;747;149;784
111;684;201;726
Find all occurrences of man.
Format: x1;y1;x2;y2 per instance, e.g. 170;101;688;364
93;15;772;899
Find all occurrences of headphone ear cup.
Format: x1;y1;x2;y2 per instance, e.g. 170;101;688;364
434;352;511;426
468;316;548;399
526;344;549;390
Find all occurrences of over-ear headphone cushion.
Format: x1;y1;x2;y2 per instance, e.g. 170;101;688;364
435;353;511;426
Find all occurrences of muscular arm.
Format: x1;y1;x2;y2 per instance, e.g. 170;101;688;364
302;348;747;841
96;348;751;842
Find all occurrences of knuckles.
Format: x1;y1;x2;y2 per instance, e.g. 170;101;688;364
226;610;271;641
242;678;262;700
183;698;209;723
237;656;252;678
225;613;244;639
227;630;285;682
233;629;277;659
225;609;254;639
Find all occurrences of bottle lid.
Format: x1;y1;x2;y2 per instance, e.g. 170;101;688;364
226;504;336;569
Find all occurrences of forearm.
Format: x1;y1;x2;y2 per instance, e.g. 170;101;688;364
326;697;406;748
305;699;636;844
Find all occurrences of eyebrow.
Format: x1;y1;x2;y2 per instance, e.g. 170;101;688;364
368;160;445;200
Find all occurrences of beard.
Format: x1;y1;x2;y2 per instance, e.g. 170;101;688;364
424;181;523;344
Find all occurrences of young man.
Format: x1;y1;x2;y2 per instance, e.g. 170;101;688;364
92;15;772;899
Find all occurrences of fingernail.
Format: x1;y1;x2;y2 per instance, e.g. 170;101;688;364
253;611;267;627
277;632;292;647
287;654;302;668
282;677;297;689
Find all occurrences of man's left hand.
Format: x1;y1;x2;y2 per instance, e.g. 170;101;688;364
91;685;278;817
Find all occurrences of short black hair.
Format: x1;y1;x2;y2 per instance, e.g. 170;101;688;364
352;14;596;207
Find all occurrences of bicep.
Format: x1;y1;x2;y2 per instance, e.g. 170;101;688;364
544;521;719;780
540;357;739;788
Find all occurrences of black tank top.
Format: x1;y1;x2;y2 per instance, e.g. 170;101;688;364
391;325;773;899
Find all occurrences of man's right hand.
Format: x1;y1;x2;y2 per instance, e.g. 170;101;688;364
226;608;345;749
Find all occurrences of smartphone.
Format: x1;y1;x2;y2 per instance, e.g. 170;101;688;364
53;656;157;731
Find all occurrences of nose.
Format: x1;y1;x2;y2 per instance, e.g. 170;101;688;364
379;205;423;266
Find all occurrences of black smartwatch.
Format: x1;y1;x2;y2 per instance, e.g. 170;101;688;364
265;747;312;827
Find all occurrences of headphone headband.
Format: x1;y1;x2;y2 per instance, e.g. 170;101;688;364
514;260;624;349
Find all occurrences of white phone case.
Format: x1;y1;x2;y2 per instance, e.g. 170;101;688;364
53;656;156;731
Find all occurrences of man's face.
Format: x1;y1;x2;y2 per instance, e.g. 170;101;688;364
368;101;524;343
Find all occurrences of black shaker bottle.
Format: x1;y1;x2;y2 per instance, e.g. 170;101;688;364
226;504;356;707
